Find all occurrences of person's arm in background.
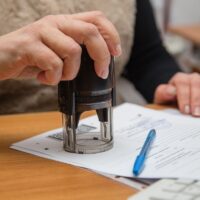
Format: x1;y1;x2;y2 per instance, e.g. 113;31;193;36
124;0;200;117
124;0;180;102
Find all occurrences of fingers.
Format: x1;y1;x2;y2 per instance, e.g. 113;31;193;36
25;42;63;85
40;27;81;80
190;73;200;116
70;11;121;56
154;84;177;104
170;73;191;114
35;14;115;79
17;66;42;79
170;72;200;117
155;72;200;117
56;17;111;79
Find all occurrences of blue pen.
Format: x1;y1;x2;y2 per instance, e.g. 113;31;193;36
133;129;156;176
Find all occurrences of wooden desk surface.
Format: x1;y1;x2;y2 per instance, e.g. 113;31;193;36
168;24;200;46
0;105;165;199
0;109;138;200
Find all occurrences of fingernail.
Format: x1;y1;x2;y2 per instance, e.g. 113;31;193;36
193;106;200;116
101;69;109;79
184;105;190;114
115;44;122;56
166;86;176;96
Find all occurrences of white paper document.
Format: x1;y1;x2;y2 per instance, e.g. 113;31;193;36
11;103;200;179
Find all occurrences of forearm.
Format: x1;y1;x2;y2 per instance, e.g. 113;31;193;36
124;0;181;102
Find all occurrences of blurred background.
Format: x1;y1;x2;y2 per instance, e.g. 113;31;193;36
151;0;200;73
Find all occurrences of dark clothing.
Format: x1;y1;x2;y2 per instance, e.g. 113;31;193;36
124;0;181;102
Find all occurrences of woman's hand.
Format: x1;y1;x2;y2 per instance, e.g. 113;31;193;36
0;11;121;85
154;72;200;117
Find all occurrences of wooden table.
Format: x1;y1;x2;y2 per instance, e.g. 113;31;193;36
0;105;166;199
0;109;139;200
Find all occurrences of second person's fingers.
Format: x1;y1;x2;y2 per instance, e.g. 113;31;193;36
170;73;191;114
40;27;81;80
190;73;200;116
25;42;63;85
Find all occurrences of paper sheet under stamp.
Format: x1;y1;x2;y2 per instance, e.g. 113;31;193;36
11;103;200;180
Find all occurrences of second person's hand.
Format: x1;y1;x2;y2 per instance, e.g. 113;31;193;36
154;72;200;117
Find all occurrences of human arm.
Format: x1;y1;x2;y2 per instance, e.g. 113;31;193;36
124;0;200;116
0;11;121;85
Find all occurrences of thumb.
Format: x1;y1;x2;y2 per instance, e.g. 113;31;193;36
154;84;177;104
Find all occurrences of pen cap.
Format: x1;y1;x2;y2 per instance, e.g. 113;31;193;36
133;155;145;176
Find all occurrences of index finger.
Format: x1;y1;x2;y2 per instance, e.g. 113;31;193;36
56;17;111;79
70;11;122;56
